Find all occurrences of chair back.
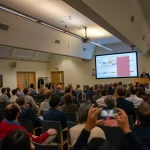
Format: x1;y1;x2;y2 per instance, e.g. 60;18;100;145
128;115;133;128
19;120;34;134
0;109;5;123
41;120;62;143
0;139;3;150
99;125;126;150
33;141;60;150
65;113;77;123
0;102;6;109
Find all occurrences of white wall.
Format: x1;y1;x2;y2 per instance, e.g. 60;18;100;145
49;42;150;88
0;58;49;91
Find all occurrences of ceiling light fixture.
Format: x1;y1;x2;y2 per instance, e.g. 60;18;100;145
0;5;113;51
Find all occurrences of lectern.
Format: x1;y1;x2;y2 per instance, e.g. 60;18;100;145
134;78;149;84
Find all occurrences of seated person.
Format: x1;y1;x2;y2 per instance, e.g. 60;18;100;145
16;87;24;97
93;89;101;101
43;95;67;129
40;90;51;113
0;88;9;104
70;101;105;146
6;87;11;99
125;82;133;98
100;95;118;127
96;89;107;107
107;83;115;95
53;84;64;96
61;85;79;107
16;97;41;128
86;85;96;102
126;86;143;108
23;88;37;109
0;103;57;144
1;129;35;150
115;86;136;122
29;84;37;96
62;93;78;113
10;89;18;103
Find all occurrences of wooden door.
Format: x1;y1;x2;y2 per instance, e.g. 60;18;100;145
17;72;36;91
51;71;64;88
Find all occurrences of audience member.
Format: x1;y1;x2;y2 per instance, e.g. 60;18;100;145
23;88;37;109
10;89;18;103
53;84;64;96
113;82;118;92
101;95;118;127
70;101;105;146
29;84;37;95
93;89;101;101
107;83;115;95
62;93;78;113
6;87;11;99
1;129;35;150
115;86;136;121
16;87;24;96
126;86;143;108
0;88;9;103
39;84;47;94
118;81;122;86
125;82;133;98
96;89;107;107
0;103;57;144
99;84;104;90
75;84;82;93
61;85;79;107
86;85;96;102
40;90;51;112
43;95;67;129
145;83;150;95
16;97;41;128
136;86;148;101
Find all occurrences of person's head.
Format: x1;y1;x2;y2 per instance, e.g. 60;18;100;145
104;96;116;109
1;88;7;94
101;89;107;96
96;89;101;95
23;88;30;95
65;85;72;94
12;89;17;96
16;87;21;91
85;138;111;150
115;86;126;98
1;130;35;150
99;84;104;90
16;97;26;106
64;93;72;105
56;84;61;90
113;83;118;88
7;87;10;94
108;83;113;88
5;103;21;121
130;86;138;95
76;84;80;89
137;102;150;124
89;85;94;91
128;82;133;88
77;101;92;124
49;95;61;108
118;81;122;86
135;81;139;86
43;90;51;99
30;84;34;89
136;87;145;98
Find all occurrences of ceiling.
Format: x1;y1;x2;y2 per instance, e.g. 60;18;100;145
0;0;121;44
138;0;150;30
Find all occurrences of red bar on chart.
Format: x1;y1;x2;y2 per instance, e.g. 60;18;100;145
117;56;130;77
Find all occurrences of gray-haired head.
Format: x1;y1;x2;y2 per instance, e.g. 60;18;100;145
77;101;92;124
104;95;116;109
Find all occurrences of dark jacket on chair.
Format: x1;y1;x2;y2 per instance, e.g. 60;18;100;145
116;98;136;121
20;107;41;128
43;108;67;129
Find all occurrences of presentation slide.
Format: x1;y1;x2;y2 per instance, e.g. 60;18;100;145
95;52;138;79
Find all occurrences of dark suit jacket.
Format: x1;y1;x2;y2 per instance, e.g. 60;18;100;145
43;108;67;129
20;107;41;128
141;73;150;78
86;91;96;102
116;98;136;121
61;95;80;108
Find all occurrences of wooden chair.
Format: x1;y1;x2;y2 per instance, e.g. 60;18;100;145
41;120;68;150
33;141;60;150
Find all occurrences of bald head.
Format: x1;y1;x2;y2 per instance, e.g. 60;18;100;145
5;103;20;121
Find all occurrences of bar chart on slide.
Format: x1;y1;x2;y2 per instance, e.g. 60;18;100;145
95;52;138;79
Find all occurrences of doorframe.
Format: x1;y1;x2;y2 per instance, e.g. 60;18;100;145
51;71;65;85
16;71;36;89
